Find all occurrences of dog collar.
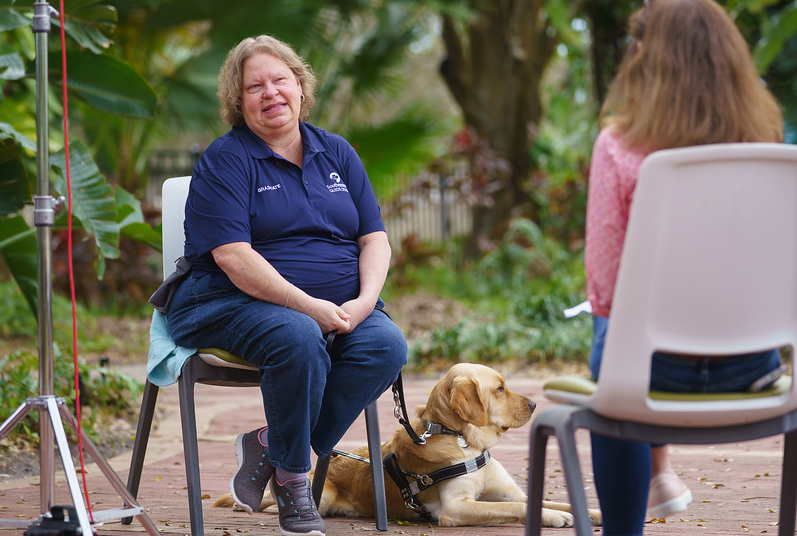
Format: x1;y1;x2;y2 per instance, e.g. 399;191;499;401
422;421;461;439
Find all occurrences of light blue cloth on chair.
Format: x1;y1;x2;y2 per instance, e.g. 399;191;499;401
147;310;197;386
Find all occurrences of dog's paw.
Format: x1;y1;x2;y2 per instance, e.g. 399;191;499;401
541;509;574;528
588;508;602;526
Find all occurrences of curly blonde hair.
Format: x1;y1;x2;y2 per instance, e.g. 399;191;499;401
601;0;783;151
217;35;317;127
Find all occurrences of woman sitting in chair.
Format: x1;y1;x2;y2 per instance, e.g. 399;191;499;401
585;0;784;534
165;34;407;536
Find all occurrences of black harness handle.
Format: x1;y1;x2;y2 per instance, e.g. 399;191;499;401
325;330;336;351
392;373;426;445
325;306;421;445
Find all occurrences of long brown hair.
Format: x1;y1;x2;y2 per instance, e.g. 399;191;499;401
600;0;783;151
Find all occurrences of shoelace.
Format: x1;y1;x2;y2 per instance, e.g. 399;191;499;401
282;479;319;519
250;450;270;489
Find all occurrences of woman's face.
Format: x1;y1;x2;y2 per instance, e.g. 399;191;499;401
241;52;302;140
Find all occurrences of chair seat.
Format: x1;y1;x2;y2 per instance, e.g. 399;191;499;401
197;347;255;370
545;374;792;402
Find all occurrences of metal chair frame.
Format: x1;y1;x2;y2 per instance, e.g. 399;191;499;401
123;176;389;535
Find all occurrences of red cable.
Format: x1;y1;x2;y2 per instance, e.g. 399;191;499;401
57;0;94;520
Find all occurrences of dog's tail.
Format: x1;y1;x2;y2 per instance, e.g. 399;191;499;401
211;491;276;511
211;493;237;508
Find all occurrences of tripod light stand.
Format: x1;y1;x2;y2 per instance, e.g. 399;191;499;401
0;2;158;534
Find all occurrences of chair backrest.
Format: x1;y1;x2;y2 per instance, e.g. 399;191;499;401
589;143;797;427
161;176;192;279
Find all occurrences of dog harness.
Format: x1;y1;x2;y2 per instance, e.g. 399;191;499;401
384;449;491;520
337;344;494;520
385;421;492;520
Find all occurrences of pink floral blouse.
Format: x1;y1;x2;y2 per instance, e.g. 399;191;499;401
585;127;649;318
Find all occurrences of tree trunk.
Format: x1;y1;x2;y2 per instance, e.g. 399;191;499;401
585;0;633;105
439;0;555;259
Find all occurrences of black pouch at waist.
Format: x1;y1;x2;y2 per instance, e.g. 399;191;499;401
149;256;192;313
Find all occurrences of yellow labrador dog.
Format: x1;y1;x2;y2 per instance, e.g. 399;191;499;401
213;363;602;527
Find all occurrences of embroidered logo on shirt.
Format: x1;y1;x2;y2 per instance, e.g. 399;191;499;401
257;184;282;193
327;171;348;193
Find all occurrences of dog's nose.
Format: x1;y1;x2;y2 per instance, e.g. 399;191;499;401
528;399;536;413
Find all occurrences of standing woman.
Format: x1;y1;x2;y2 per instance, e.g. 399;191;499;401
166;35;407;536
584;0;783;534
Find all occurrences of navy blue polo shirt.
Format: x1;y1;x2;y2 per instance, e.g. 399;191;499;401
183;122;385;305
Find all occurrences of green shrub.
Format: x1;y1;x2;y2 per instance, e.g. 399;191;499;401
0;280;39;340
0;279;150;357
0;348;143;449
397;218;593;367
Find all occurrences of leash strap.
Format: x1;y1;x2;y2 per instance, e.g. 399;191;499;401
370;303;426;445
392;374;426;445
371;303;426;444
325;330;336;351
328;305;422;447
331;448;369;464
384;450;492;520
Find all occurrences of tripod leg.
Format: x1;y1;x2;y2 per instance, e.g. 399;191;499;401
0;401;33;441
41;402;56;512
57;402;160;536
45;397;94;536
0;400;52;510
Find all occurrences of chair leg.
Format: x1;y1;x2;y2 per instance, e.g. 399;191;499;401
525;416;551;536
312;455;331;508
528;406;594;536
779;429;797;535
364;400;388;531
122;380;159;525
178;371;204;536
312;401;387;531
553;409;594;536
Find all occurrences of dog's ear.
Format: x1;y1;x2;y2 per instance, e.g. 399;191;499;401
449;376;489;427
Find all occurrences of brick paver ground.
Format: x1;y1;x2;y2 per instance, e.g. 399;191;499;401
0;368;789;535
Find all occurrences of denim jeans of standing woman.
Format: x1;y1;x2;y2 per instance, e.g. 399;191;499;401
589;315;781;536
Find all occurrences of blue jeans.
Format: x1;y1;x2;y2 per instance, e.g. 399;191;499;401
166;271;407;473
588;315;780;535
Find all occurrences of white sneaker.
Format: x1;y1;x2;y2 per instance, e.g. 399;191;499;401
648;471;692;519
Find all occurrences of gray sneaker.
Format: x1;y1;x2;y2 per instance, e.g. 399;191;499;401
230;428;273;514
270;475;327;536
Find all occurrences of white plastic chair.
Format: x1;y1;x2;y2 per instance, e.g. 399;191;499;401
525;143;797;536
124;176;389;535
